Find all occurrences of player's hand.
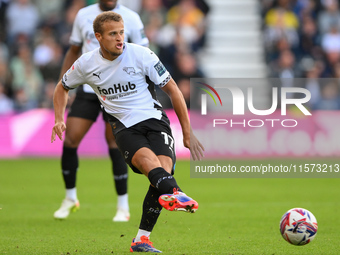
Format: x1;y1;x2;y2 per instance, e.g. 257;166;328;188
51;121;66;143
183;130;205;161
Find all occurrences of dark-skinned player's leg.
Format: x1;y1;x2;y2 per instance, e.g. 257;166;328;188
54;117;93;219
105;122;130;222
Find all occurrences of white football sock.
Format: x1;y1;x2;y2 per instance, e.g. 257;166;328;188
135;229;151;242
117;194;129;211
66;188;77;202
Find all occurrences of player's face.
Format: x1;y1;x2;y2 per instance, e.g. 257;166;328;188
99;0;117;11
96;20;125;61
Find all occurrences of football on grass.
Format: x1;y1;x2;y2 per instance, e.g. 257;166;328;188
279;208;318;245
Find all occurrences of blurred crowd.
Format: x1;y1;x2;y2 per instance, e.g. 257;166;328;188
261;0;340;110
0;0;209;114
3;0;340;114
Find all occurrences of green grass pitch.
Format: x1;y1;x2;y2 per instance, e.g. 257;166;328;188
0;158;339;254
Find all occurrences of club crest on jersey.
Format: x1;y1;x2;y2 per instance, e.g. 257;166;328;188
154;61;166;77
93;72;101;80
123;67;136;75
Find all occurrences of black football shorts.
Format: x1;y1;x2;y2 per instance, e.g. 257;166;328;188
114;118;176;174
67;93;108;122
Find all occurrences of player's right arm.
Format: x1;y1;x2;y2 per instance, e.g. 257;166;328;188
58;45;82;80
52;56;86;142
51;80;69;142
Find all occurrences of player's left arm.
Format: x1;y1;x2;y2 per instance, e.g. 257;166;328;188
51;80;69;143
161;78;204;161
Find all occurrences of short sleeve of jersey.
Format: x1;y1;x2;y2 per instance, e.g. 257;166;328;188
143;49;170;87
62;59;86;90
69;11;83;46
129;15;149;46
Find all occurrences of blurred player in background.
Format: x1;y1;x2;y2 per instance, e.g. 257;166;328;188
53;0;149;222
52;11;204;253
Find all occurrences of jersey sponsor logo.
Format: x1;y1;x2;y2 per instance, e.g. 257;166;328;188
154;61;166;77
64;65;75;82
93;71;102;80
65;65;75;77
85;31;96;45
97;82;136;95
123;67;136;75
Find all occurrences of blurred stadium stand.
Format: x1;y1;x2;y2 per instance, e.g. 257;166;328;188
1;0;340;115
199;0;269;110
199;0;266;78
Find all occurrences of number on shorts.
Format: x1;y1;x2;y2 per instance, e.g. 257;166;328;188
161;132;174;149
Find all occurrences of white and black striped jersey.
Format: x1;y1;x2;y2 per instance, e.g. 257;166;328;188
70;3;149;94
62;43;171;130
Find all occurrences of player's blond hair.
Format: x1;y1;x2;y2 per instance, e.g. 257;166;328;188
93;11;123;35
